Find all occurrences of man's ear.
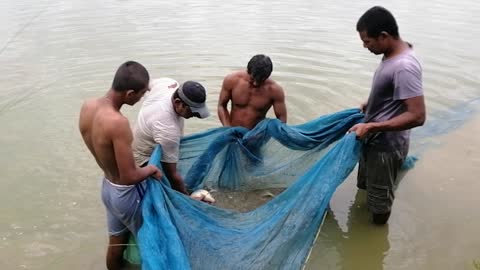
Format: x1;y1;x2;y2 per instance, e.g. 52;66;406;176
173;98;184;106
379;31;390;39
125;89;136;98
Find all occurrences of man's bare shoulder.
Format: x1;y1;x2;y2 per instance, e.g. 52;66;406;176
225;71;248;82
80;98;98;115
222;71;246;90
265;79;285;95
79;98;100;133
81;99;130;135
96;110;132;146
104;110;130;134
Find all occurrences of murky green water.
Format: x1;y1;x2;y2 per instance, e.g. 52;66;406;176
1;0;479;269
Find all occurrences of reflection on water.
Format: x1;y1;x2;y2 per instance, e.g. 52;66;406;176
307;115;480;270
0;0;480;269
307;185;391;270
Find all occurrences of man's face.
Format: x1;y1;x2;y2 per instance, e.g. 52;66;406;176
173;99;200;119
181;104;195;119
359;31;385;55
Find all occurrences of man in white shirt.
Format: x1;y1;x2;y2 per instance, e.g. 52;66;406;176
133;78;210;194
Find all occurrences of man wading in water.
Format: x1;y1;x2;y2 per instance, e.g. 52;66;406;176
79;61;162;269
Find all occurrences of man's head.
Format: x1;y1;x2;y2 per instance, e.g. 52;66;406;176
356;6;399;55
247;54;273;87
172;81;210;119
111;61;150;105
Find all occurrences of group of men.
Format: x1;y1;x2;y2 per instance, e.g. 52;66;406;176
79;6;425;269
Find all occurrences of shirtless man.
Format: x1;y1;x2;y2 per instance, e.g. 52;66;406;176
217;54;287;129
79;61;162;270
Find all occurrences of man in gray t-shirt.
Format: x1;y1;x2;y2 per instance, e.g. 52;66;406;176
349;6;426;225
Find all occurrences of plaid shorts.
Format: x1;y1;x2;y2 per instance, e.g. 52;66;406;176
357;146;407;214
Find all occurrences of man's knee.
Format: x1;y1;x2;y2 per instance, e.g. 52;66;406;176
367;183;394;216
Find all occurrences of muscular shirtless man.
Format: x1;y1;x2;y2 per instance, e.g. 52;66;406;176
217;54;287;129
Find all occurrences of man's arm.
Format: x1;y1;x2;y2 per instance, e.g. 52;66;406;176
112;117;161;185
349;96;426;139
272;85;287;123
161;162;188;195
217;75;234;126
150;121;188;194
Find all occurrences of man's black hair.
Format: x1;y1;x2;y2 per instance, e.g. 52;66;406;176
247;54;273;84
112;61;150;92
356;6;399;38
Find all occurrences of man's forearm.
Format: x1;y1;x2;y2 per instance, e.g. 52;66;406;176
161;162;189;194
170;174;189;195
369;111;425;133
124;165;157;185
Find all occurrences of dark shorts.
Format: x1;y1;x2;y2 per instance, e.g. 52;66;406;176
357;146;407;214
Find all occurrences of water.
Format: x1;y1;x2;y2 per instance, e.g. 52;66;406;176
0;0;479;269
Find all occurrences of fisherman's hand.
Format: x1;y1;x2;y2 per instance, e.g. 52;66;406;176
149;166;163;180
348;123;372;139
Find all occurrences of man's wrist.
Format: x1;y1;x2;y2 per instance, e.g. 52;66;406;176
367;122;381;133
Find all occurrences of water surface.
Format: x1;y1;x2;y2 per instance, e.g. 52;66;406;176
1;0;479;269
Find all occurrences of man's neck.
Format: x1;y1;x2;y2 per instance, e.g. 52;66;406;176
383;38;408;60
104;89;124;111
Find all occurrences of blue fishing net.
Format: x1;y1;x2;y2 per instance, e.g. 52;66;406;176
128;108;366;269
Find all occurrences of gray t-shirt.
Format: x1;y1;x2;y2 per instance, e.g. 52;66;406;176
364;48;423;151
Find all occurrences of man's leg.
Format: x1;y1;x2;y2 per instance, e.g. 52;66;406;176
106;233;129;270
357;148;368;190
102;178;134;269
365;149;405;225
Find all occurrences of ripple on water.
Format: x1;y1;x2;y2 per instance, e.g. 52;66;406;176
1;0;480;269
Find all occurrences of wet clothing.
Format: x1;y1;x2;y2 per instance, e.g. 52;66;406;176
357;146;407;214
360;48;423;214
101;177;146;236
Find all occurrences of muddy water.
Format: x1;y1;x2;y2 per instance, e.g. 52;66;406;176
1;0;479;269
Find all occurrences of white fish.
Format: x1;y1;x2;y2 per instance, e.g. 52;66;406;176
190;189;216;204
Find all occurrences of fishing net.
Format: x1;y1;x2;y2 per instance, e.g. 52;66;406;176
125;108;367;269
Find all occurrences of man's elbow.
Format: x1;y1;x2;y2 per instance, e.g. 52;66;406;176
275;109;287;123
217;104;227;115
414;113;426;127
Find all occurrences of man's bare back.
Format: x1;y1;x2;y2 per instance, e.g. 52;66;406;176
80;98;125;183
79;94;161;186
218;54;287;129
